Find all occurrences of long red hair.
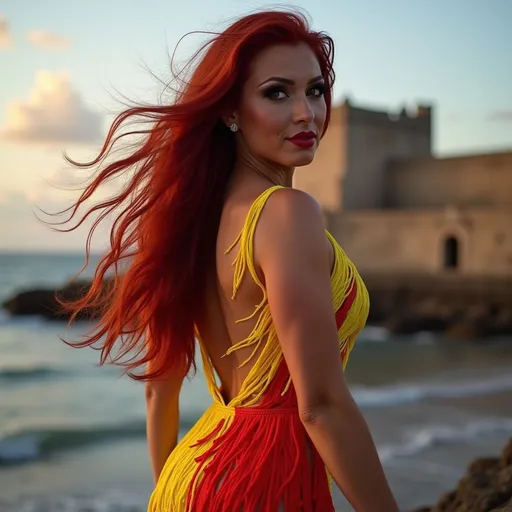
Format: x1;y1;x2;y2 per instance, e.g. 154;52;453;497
58;10;335;381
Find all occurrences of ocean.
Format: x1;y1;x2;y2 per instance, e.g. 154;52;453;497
0;252;511;511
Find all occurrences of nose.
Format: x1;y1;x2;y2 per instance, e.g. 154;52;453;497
293;95;315;125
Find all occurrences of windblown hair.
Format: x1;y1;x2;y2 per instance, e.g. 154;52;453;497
58;10;335;381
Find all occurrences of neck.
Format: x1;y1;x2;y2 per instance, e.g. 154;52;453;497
232;148;294;189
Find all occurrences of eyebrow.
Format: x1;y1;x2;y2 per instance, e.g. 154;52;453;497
258;75;324;87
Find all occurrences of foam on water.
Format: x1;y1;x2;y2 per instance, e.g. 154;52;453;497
351;373;512;407
379;417;512;462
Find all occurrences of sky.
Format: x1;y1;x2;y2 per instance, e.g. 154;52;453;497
0;0;511;252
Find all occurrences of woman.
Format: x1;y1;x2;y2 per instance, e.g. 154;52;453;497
61;9;398;512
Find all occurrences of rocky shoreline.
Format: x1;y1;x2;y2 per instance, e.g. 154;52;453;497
365;273;512;340
411;437;512;512
2;273;512;340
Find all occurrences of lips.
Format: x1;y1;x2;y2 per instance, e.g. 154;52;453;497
287;131;316;149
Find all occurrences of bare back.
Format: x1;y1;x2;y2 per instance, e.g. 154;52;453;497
196;186;273;404
195;185;334;405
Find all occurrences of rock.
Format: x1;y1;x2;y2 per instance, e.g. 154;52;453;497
362;274;512;341
467;458;501;475
2;289;59;317
432;489;457;512
495;467;512;495
491;497;512;511
383;315;449;335
445;320;482;341
500;439;512;468
411;437;512;512
1;279;110;320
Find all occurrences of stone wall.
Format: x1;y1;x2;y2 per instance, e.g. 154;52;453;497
386;151;512;209
333;209;512;276
343;103;431;210
294;100;432;213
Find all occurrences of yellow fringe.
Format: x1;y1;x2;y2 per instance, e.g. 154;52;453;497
220;186;370;405
148;401;235;511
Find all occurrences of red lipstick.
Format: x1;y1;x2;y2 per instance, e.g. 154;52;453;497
287;131;316;149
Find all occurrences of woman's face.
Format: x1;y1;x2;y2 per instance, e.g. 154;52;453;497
234;42;327;168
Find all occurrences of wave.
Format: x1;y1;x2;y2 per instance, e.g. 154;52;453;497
0;311;47;327
351;373;512;408
0;365;68;382
0;418;197;465
379;417;512;463
358;325;391;343
2;414;512;472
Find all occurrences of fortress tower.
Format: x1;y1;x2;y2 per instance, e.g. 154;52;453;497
294;99;512;276
293;98;432;215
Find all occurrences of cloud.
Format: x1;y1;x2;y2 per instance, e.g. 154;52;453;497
1;70;104;145
0;16;13;49
487;110;512;123
28;30;70;50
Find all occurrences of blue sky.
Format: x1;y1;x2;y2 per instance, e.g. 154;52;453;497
0;0;511;251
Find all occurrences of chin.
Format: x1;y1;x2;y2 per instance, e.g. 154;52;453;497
288;151;316;167
270;148;316;168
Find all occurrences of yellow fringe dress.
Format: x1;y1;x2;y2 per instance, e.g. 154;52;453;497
148;185;370;511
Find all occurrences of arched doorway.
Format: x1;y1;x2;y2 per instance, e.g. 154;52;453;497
444;236;459;269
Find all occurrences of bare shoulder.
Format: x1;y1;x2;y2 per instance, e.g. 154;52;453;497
261;187;324;227
255;187;327;263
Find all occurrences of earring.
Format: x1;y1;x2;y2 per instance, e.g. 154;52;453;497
230;122;238;133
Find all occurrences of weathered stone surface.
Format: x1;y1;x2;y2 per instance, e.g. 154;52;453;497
501;440;512;468
410;438;512;512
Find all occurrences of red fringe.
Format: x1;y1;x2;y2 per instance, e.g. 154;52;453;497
184;279;358;511
335;279;357;329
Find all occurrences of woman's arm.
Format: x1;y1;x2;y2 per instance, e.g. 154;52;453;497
145;376;182;485
144;335;185;485
255;189;399;512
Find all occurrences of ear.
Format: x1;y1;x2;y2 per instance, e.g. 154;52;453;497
222;112;238;129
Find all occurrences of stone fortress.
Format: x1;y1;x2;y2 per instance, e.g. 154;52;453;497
294;99;512;278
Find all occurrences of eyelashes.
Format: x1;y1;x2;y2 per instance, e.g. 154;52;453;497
309;82;328;97
263;82;327;100
263;86;287;100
